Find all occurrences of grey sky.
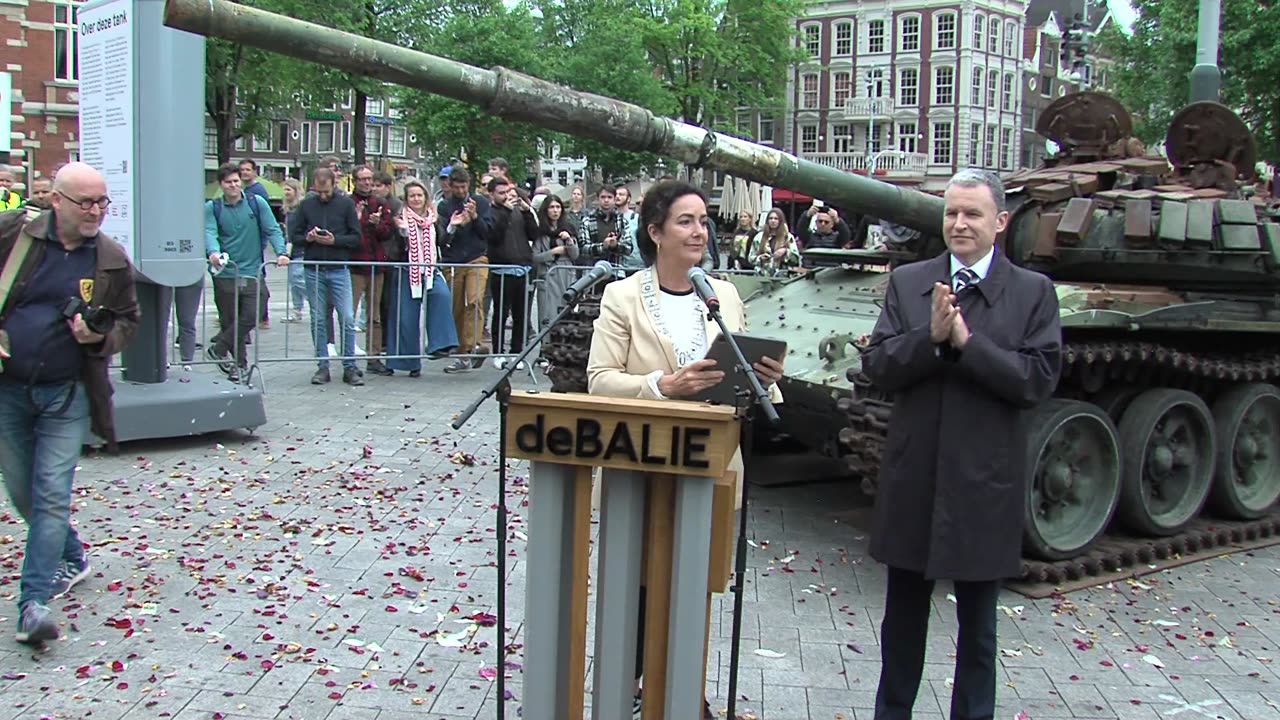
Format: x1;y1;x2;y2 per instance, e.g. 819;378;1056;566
1109;0;1137;30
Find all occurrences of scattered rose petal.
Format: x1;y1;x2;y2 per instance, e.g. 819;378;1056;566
753;649;786;659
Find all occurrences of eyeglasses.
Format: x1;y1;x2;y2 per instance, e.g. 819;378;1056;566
59;191;111;211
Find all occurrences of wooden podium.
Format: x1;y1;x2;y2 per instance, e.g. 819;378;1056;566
505;390;739;720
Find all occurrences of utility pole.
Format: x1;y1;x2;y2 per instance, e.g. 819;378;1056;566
1189;0;1222;102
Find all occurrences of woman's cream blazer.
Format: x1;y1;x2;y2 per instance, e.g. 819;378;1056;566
585;270;783;508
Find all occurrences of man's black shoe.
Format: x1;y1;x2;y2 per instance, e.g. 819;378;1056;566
311;368;331;385
366;360;393;376
343;367;364;386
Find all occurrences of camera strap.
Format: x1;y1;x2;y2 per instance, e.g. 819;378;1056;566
0;226;35;374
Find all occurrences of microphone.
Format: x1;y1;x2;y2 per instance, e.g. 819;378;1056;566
562;260;615;302
687;266;720;312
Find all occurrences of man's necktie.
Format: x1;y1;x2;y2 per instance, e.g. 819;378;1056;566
953;268;978;292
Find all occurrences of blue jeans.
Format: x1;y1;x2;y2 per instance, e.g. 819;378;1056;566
0;380;89;608
386;267;459;372
287;262;307;313
304;266;357;370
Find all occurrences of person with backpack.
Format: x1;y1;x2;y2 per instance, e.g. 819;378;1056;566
203;163;289;382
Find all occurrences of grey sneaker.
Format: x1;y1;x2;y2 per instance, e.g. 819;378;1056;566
443;358;473;374
15;603;59;645
50;557;92;600
205;345;234;375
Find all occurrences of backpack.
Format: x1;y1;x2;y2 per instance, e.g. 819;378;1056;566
208;194;273;241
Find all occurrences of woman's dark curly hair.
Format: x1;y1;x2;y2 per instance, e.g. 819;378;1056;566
636;180;709;266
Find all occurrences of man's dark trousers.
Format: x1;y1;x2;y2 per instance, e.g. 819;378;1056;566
874;566;1000;720
212;276;260;368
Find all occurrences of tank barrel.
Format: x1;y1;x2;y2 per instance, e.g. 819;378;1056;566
163;0;945;234
1190;0;1223;102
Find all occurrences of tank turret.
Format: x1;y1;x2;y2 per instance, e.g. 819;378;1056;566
164;0;1280;583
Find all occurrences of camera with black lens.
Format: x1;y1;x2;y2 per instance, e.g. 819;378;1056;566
60;297;115;336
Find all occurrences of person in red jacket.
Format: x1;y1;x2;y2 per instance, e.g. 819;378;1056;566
349;165;395;375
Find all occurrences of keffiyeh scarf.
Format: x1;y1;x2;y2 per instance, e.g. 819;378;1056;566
404;204;436;298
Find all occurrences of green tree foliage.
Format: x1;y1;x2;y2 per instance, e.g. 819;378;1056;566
205;0;366;165
1105;0;1280;163
397;0;551;184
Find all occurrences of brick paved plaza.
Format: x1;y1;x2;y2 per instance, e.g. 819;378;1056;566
1;282;1279;720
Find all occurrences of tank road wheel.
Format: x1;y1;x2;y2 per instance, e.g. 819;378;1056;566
1116;389;1216;536
1023;400;1122;560
1208;384;1280;519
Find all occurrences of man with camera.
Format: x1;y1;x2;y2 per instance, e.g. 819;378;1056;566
580;184;633;265
0;162;139;645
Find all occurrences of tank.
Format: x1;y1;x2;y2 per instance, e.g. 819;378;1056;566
163;0;1280;580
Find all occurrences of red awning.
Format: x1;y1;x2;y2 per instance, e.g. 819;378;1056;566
771;188;813;203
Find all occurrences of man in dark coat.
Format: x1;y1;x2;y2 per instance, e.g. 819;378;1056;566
861;168;1062;720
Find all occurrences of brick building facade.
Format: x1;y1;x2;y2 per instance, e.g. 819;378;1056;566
0;0;84;188
777;0;1030;191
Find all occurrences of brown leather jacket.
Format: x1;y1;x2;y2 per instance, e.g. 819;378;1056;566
0;209;140;449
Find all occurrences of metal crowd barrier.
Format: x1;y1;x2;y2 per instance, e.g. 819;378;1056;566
133;258;786;391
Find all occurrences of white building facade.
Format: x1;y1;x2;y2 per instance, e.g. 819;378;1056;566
786;0;1029;191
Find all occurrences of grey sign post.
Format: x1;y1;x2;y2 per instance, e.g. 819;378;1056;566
78;0;266;443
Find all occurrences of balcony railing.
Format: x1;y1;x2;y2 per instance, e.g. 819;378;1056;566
801;150;929;175
841;97;895;118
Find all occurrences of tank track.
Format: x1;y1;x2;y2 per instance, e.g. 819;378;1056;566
838;337;1280;582
543;295;600;393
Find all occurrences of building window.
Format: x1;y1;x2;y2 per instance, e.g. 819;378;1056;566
54;1;81;81
253;129;272;153
1024;107;1036;130
935;12;956;50
760;118;775;144
1041;74;1053;97
367;98;385;117
388;126;407;157
897;122;918;153
801;73;819;110
834;22;853;56
340;121;352;153
898;68;918;106
868;19;885;53
988;17;1001;53
301;123;312;154
316;122;336;154
869;127;883;153
736;111;752;135
203;126;217;157
1002;73;1014;111
984;125;996;167
866;68;885;98
234;121;247;152
831;123;852;154
558;170;569;186
833;72;852;108
800;125;818;154
931;122;953;165
988;69;999;108
366;125;384;155
971;67;983;107
900;15;920;52
973;14;985;50
1001;128;1013;169
1005;20;1017;56
803;24;821;58
934;66;954;106
969;123;981;166
276;122;290;153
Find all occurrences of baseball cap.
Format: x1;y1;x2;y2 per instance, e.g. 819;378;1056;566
439;165;453;177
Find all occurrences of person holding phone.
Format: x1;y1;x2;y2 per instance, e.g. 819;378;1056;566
289;167;364;386
585;180;784;719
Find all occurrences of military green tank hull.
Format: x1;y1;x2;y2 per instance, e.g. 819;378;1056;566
161;1;1280;580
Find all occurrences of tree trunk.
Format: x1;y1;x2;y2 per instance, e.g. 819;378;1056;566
354;89;368;166
214;86;238;166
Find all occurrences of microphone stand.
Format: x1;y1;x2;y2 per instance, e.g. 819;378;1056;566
695;297;779;720
451;291;599;720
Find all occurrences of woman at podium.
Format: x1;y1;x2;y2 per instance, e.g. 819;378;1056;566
585;179;784;718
